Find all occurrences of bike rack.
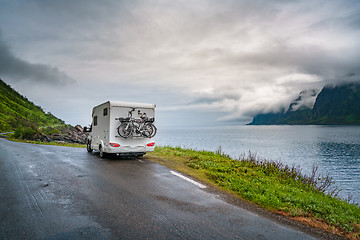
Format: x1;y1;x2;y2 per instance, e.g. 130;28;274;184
115;118;156;138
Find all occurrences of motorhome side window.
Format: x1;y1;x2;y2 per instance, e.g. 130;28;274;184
103;108;108;116
93;116;98;126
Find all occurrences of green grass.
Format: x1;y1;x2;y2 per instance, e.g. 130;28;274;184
0;79;64;132
147;146;360;239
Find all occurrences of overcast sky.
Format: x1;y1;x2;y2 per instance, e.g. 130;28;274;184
1;0;360;127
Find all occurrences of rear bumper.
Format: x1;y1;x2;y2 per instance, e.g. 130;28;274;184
115;152;146;157
104;145;154;153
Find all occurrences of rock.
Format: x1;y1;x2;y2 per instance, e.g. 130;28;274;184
44;126;89;144
75;125;83;132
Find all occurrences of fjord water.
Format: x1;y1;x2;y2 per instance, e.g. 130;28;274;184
156;125;360;203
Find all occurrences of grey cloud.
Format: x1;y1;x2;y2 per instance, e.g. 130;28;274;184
310;5;360;31
347;13;360;29
196;40;360;85
190;92;241;105
1;0;360;125
0;32;74;85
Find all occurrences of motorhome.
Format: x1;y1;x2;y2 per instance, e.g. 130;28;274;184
84;101;156;158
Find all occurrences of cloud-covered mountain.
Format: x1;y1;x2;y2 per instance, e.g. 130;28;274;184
249;82;360;125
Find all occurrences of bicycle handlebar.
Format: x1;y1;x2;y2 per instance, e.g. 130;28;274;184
116;109;154;122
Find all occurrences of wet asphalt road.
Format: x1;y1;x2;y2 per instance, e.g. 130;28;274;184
0;138;318;240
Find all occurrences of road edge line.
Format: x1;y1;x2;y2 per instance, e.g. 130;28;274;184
170;170;206;189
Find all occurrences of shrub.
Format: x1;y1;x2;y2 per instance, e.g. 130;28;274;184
13;126;39;140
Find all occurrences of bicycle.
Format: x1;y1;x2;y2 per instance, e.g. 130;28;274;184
116;108;157;138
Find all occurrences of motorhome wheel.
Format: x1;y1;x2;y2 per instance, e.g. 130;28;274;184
99;145;106;158
87;140;92;153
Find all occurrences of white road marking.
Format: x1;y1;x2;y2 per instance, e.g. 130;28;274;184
170;171;206;189
138;160;144;163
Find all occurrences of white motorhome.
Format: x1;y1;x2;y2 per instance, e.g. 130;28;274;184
85;101;156;158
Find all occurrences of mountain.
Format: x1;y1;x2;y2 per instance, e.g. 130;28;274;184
249;83;360;125
0;78;64;132
311;83;360;124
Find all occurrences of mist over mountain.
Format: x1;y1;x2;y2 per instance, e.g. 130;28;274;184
249;82;360;125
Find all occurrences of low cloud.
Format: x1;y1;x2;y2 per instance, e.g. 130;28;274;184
288;89;318;111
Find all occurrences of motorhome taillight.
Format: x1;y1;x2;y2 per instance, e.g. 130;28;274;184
110;143;120;147
147;142;155;147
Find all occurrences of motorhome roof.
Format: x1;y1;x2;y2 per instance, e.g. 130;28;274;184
95;101;156;109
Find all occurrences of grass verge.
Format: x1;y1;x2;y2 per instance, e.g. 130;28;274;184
4;134;86;148
147;146;360;239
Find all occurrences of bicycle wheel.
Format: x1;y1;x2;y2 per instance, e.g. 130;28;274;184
141;123;157;138
117;122;132;138
149;123;157;138
141;123;154;138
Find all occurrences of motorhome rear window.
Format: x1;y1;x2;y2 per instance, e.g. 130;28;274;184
103;108;108;116
93;116;98;126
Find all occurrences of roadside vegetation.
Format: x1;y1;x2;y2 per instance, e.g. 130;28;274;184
12;125;62;141
6;135;86;148
147;146;360;239
4;125;87;147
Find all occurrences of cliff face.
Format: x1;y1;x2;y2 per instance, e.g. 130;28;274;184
249;83;360;125
311;83;360;124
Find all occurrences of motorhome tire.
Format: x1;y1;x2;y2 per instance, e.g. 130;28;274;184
87;140;92;153
99;145;106;158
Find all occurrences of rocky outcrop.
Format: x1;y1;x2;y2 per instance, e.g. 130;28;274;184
42;125;88;144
